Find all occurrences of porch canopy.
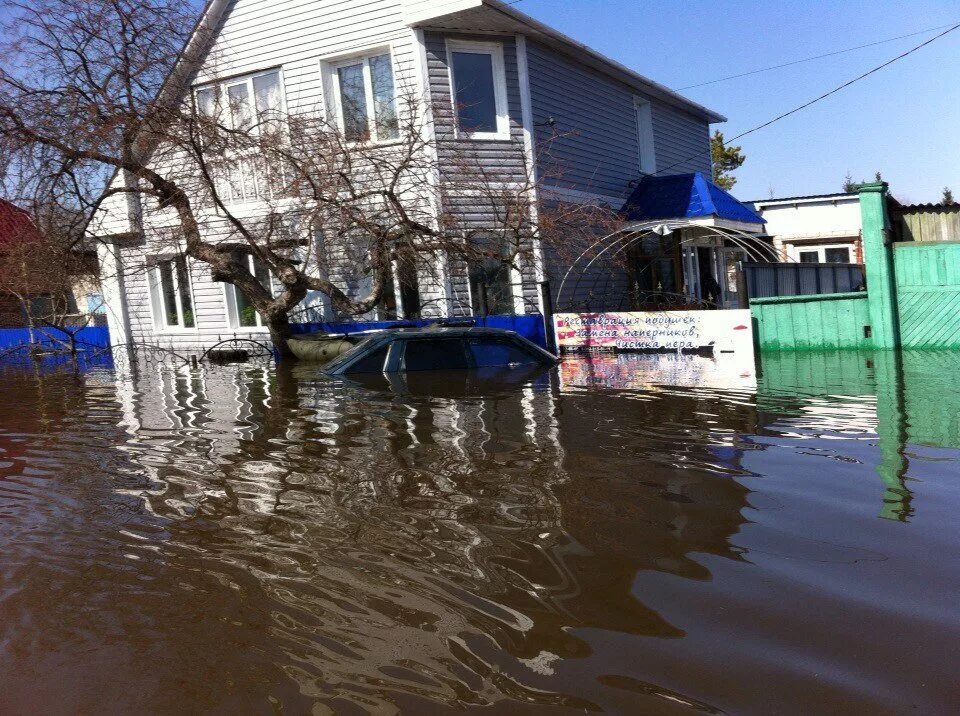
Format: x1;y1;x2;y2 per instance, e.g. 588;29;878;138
621;172;765;232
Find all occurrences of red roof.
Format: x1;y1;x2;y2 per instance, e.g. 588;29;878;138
0;199;42;247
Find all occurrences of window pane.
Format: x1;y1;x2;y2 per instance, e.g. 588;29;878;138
825;247;851;264
158;261;180;327
369;54;398;140
252;255;273;295
451;51;498;133
253;72;281;114
196;87;216;117
468;338;538;367
227;82;252;130
403;339;469;371
346;345;390;374
469;256;513;315
798;251;820;264
176;258;195;328
235;285;258;327
337;63;369;141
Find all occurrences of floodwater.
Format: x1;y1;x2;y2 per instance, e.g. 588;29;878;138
1;350;959;714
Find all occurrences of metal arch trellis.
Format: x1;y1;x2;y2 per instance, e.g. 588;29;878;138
555;220;784;314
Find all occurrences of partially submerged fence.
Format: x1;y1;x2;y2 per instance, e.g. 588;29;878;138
750;182;960;352
0;315;549;366
0;326;110;351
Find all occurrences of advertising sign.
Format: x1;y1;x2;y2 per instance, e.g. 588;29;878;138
554;310;754;354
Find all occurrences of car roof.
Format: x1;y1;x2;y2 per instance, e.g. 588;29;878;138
368;326;522;340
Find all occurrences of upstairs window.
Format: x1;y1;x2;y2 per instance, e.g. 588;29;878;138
195;70;284;136
193;69;286;203
149;256;195;330
328;52;399;142
447;40;509;139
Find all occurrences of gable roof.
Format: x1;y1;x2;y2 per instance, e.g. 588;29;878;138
622;173;765;225
0;199;42;247
406;0;725;123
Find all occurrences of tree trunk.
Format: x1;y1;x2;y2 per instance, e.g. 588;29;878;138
268;314;296;359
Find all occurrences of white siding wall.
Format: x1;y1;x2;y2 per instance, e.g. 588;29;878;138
751;196;863;260
108;0;425;353
93;0;722;351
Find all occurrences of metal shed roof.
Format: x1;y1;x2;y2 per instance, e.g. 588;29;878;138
622;173;765;225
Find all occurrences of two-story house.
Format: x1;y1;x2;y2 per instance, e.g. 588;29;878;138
92;0;734;354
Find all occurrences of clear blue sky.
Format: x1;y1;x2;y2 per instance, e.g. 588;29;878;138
8;1;957;203
510;0;960;202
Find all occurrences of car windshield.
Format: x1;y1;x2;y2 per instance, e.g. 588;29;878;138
322;336;381;372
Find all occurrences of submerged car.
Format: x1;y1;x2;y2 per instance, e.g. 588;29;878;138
322;327;558;376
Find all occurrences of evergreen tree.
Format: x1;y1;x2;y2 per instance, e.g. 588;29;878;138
943;187;955;206
711;130;745;191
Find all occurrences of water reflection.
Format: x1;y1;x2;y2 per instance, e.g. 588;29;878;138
1;351;959;713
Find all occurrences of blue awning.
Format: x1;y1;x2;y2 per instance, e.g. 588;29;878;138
621;172;765;225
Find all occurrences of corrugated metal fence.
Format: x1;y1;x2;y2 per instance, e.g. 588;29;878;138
0;326;110;351
744;262;866;300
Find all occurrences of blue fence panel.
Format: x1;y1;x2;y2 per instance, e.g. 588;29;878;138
0;326;110;350
292;315;548;349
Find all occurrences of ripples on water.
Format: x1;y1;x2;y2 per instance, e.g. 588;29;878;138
1;351;960;713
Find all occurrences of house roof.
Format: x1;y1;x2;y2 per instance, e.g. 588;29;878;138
749;192;858;206
894;202;960;212
622;173;765;225
408;0;726;124
0;199;42;248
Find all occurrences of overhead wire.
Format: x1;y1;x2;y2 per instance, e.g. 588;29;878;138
653;22;960;178
678;20;960;90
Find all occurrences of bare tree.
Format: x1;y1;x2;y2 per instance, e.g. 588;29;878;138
0;221;99;354
0;0;619;356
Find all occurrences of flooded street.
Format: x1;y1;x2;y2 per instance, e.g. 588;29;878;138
1;352;959;714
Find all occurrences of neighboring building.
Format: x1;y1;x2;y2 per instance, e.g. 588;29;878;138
92;0;742;353
749;192;864;265
0;198;104;329
0;199;43;326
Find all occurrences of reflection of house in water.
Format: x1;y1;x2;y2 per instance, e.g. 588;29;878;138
102;358;761;707
550;365;757;635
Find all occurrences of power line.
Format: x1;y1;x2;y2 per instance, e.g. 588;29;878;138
655;22;960;178
678;21;960;90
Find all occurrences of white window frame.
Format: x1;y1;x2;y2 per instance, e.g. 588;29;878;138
790;243;855;264
634;97;656;175
148;256;197;332
223;254;279;331
192;67;288;205
322;47;400;145
445;39;510;141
